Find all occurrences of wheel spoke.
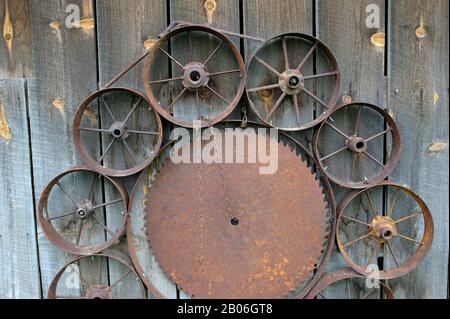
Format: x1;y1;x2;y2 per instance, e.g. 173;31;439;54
341;215;370;226
363;151;385;168
123;98;142;124
318;292;328;299
47;210;76;221
302;71;338;80
346;279;352;299
166;88;187;112
365;190;379;217
324;121;350;139
303;87;330;110
387;188;400;218
282;36;290;70
397;233;424;245
385;241;399;267
92;198;123;210
127;130;159;136
79;127;110;133
350;152;358;181
247;83;280;93
254;56;281;77
204;41;224;66
366;244;378;267
75;219;85;245
361;288;377;299
296;41;318;71
97;138;116;163
158;47;184;68
148;76;183;85
365;128;392;143
207;69;241;77
92;215;115;237
195;90;202;119
320;145;348;161
56;182;78;206
87;173;96;200
110;270;132;289
100;96;116;122
343;233;370;248
394;212;419;224
354;106;362;136
293;94;301;126
206;85;230;105
122;139;138;163
264;92;287;121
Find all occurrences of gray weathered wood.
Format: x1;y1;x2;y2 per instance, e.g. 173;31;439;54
0;0;32;79
0;79;41;298
27;0;101;297
387;0;449;299
96;0;173;298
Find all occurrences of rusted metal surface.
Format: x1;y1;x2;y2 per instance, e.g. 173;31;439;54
144;128;330;298
143;24;246;128
47;250;146;299
37;166;129;255
246;33;341;131
305;268;394;299
73;87;163;177
313;102;401;189
336;181;434;279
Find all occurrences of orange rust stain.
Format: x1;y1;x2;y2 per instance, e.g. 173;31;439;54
83;106;98;123
143;38;157;50
0;103;11;143
427;142;446;153
3;1;13;52
78;17;95;30
49;21;60;31
204;0;217;24
52;99;64;110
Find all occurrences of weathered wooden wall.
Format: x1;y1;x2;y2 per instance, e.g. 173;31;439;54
0;0;448;299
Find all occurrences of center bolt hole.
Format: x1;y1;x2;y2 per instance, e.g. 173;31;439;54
113;129;122;137
190;70;201;82
77;209;86;217
288;76;300;88
230;217;239;226
383;230;392;239
356;141;365;150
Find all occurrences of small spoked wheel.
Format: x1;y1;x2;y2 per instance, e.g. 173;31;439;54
336;182;433;279
73;88;163;177
313;102;401;188
246;33;340;130
47;250;146;299
37;166;128;255
305;268;394;299
143;25;245;128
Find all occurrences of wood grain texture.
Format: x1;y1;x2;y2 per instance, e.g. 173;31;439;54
316;0;386;299
0;0;32;78
0;79;41;298
387;0;449;298
95;0;173;298
27;0;100;297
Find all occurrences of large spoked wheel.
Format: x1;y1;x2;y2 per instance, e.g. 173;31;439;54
143;25;245;128
246;33;340;131
336;182;433;279
313;102;401;189
47;250;146;299
37;166;128;255
73;88;163;177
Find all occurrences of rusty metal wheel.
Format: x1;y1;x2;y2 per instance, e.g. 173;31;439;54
73;87;163;177
143;25;245;128
305;268;394;299
127;121;336;299
313;102;401;189
47;250;146;299
37;166;128;255
246;33;340;131
336;181;433;279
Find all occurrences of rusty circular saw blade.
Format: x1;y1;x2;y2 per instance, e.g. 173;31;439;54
145;129;329;298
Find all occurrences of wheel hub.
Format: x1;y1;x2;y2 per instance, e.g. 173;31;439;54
369;216;397;242
84;285;112;299
182;62;209;90
109;121;128;140
279;69;304;95
346;136;367;153
76;199;94;219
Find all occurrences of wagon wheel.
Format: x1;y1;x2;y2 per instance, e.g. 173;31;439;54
47;250;146;299
143;25;245;128
246;33;340;131
305;268;394;299
336;182;433;279
37;166;128;255
313;102;401;189
73;88;163;177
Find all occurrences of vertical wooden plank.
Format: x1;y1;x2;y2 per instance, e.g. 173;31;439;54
0;0;32;78
27;0;100;297
0;79;41;298
96;0;174;298
388;0;448;298
316;0;386;298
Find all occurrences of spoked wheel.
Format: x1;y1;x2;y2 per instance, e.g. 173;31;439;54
305;268;394;299
37;166;128;255
47;250;146;299
246;33;340;131
313;102;401;189
73;88;163;177
143;25;245;128
336;182;433;279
